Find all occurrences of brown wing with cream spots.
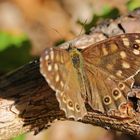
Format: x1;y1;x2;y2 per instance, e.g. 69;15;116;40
82;33;140;116
40;47;87;120
84;65;134;116
82;33;140;80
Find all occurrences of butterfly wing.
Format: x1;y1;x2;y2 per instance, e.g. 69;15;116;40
84;64;134;115
40;48;87;120
83;33;140;80
82;33;140;114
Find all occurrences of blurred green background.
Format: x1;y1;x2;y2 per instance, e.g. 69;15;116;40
0;32;35;74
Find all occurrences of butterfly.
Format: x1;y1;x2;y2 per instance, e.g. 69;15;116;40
40;33;140;120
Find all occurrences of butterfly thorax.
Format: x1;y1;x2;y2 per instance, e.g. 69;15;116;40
69;48;83;69
69;48;87;99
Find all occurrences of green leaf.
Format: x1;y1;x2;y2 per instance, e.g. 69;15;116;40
0;32;27;51
100;4;112;15
127;0;140;11
0;40;37;73
12;134;25;140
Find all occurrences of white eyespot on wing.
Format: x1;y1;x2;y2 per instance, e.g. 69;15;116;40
60;81;64;88
55;74;60;82
122;61;130;69
62;95;67;103
103;95;112;105
106;64;113;70
118;82;125;90
112;88;121;100
48;64;52;71
75;103;81;112
50;50;54;60
102;47;108;56
135;39;140;43
133;49;140;55
135;35;139;39
45;55;49;60
67;100;74;111
54;63;59;71
116;70;123;77
122;38;130;46
60;56;64;64
60;91;64;96
120;51;127;59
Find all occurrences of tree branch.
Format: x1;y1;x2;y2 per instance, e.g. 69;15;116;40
0;60;140;140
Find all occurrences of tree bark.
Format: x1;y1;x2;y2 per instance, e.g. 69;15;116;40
0;60;140;140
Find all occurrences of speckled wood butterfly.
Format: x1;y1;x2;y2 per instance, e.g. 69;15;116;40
40;33;140;120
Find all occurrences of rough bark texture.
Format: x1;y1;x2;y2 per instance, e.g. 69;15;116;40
0;60;140;140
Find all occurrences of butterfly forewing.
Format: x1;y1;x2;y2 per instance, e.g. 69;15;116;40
82;33;140;115
40;48;87;120
82;33;140;80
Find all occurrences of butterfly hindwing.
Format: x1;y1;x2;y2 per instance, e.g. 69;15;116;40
84;64;135;116
40;48;87;120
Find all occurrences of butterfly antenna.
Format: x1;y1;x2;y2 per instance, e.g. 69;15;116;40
51;27;64;39
78;19;88;36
